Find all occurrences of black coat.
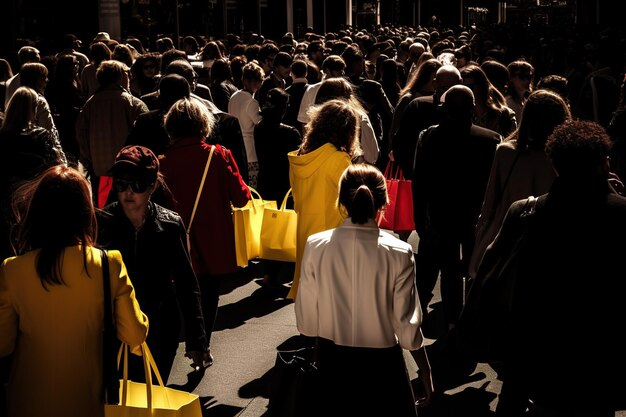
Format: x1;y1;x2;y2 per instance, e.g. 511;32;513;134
97;202;207;353
504;178;626;412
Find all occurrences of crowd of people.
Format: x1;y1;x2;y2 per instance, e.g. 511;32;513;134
0;20;626;417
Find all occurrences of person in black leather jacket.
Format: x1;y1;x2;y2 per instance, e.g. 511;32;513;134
97;145;211;383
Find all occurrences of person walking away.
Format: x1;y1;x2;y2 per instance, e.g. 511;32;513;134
287;99;361;300
160;98;250;363
0;165;149;417
295;163;434;416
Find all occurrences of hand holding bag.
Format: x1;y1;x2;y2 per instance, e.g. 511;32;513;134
232;187;277;267
259;189;297;262
105;342;202;417
376;160;415;232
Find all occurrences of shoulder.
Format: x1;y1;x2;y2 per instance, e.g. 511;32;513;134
306;228;334;247
378;230;413;254
470;124;502;142
153;204;183;225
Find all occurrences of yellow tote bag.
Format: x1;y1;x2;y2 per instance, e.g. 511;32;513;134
260;189;297;262
232;187;277;267
105;343;202;417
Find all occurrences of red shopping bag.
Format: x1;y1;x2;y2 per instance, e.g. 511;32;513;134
377;161;415;232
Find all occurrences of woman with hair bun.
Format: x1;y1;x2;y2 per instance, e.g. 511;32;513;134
295;163;434;417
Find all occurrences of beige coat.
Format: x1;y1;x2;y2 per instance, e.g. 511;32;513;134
469;140;556;278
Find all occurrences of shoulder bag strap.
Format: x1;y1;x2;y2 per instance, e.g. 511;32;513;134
186;145;215;252
101;248;120;404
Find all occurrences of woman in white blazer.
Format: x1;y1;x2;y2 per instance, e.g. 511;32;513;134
295;163;433;416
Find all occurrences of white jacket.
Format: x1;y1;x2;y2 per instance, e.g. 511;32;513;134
295;218;425;350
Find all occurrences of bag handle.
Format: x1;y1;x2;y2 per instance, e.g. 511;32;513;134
247;186;263;213
187;145;215;252
280;188;293;211
117;342;167;409
101;249;120;405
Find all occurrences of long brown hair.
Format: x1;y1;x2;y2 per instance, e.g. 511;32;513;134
12;165;97;289
299;99;361;158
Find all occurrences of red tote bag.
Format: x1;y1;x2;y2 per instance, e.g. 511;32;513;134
377;161;415;232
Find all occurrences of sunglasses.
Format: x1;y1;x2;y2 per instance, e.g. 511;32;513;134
112;178;153;193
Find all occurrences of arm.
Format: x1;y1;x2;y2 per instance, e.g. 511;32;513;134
0;260;17;357
108;250;149;348
359;114;380;164
171;217;208;353
410;347;434;408
295;241;319;337
221;146;251;208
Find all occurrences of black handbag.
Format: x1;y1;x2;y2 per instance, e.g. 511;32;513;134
101;249;120;405
267;336;319;417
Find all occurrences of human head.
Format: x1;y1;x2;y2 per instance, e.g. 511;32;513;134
209;58;233;84
260;87;290;123
17;46;41;67
273;52;293;79
300;99;360;158
0;58;14;81
88;42;112;65
545;120;612;180
0;86;38;131
163;59;198;91
507;60;534;99
158;73;191;110
440;84;475;121
480;59;509;97
156;37;175;53
515;89;571;151
338;164;388;224
321;55;346;79
257;42;280;74
111;44;134;68
110;145;160;184
461;64;505;108
315;77;353;104
164;97;216;142
434;64;462;100
241;61;265;93
131;53;161;80
402;57;441;97
290;59;308;79
536;74;569;103
19;62;48;94
12;165;96;287
96;60;130;89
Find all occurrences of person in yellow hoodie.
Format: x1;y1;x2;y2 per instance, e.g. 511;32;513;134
287;99;362;299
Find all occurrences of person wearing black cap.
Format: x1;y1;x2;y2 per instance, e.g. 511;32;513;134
97;145;211;382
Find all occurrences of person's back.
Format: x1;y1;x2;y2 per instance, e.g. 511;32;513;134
413;85;500;329
497;120;626;416
393;64;461;179
295;163;433;416
470;89;572;280
0;165;148;417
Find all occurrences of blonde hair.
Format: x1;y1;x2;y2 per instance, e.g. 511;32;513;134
1;86;38;131
164;97;216;141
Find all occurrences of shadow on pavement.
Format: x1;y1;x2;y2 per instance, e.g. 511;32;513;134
214;286;293;331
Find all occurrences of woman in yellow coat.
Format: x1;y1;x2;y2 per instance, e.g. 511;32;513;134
0;165;149;417
287;99;362;300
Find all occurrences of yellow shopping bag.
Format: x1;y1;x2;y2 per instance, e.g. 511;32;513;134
232;187;277;267
260;189;297;262
105;342;201;417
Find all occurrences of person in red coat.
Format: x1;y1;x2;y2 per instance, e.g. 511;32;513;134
161;97;250;361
